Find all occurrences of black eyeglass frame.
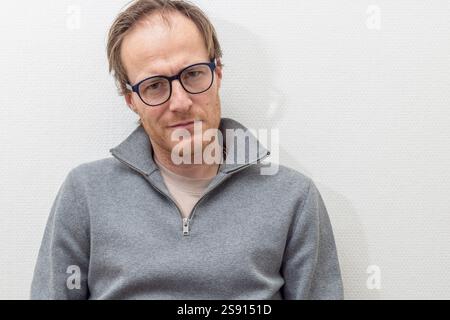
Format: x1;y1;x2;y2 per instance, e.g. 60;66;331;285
125;58;217;107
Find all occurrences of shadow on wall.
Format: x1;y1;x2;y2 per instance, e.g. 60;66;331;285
318;184;381;299
213;17;379;300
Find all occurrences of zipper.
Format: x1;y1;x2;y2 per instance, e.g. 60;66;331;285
112;151;270;237
182;218;190;236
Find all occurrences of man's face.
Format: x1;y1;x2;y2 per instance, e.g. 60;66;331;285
122;11;223;159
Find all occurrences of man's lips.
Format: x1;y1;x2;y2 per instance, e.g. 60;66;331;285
169;120;200;128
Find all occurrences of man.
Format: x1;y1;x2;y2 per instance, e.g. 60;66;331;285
31;0;343;299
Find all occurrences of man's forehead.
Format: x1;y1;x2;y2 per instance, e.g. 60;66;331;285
124;46;209;82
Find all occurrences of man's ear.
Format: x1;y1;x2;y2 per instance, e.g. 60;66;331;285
125;93;137;114
215;59;223;89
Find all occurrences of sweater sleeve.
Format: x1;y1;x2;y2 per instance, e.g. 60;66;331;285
281;179;344;300
30;168;90;299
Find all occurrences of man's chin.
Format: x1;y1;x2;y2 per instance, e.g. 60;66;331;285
168;137;212;164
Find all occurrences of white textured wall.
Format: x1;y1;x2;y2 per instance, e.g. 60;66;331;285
1;0;449;299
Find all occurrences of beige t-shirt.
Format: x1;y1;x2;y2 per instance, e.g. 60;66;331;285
154;157;219;219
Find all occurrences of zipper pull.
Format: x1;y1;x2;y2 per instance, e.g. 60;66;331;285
182;218;190;236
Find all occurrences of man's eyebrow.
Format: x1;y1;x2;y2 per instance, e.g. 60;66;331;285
139;60;203;79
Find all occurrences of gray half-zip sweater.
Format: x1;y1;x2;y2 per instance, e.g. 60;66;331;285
30;118;344;300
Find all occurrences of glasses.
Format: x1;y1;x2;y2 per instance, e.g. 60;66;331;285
125;58;217;107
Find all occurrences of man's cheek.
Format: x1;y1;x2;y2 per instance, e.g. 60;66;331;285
165;128;177;148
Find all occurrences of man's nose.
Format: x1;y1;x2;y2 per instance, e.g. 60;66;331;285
169;80;192;112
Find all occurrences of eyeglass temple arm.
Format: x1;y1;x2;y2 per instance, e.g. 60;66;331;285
125;83;134;92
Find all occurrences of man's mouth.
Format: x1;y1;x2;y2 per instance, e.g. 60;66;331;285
169;120;201;129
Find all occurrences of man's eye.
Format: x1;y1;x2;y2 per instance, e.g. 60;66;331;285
144;81;163;91
187;71;202;78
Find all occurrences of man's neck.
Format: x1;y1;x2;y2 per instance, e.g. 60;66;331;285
151;140;222;180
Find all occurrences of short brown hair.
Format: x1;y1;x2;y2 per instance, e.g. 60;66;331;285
107;0;223;98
